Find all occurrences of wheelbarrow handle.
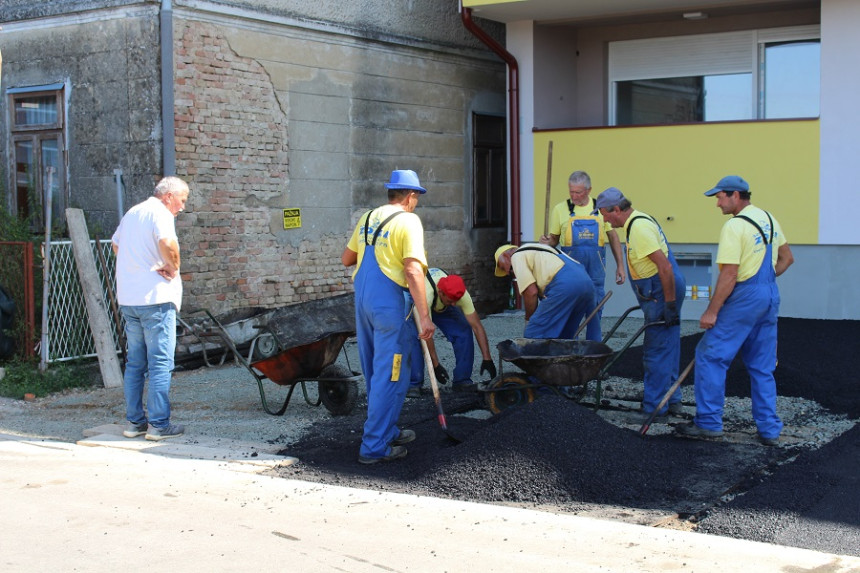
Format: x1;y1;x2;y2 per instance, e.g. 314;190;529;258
573;290;613;339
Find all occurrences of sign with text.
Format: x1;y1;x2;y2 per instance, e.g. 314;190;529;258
282;208;302;229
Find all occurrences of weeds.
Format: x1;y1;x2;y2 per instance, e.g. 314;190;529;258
0;358;97;399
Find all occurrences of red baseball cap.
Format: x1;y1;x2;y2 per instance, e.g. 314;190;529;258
437;275;466;302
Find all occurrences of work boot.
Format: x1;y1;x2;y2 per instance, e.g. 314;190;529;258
675;422;723;440
406;387;422;399
635;410;668;424
757;433;780;447
391;429;416;446
358;445;408;465
667;402;685;416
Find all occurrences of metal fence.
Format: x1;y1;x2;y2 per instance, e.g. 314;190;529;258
42;239;121;363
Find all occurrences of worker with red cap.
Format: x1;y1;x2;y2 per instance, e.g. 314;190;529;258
408;268;496;396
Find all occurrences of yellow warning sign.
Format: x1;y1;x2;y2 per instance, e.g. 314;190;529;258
283;208;302;229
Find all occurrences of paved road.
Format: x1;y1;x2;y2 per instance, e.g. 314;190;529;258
2;429;859;573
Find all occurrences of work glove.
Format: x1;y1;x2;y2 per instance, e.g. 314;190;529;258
480;359;497;379
433;364;450;385
663;301;680;327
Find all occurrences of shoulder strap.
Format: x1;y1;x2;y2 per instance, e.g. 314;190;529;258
566;198;598;216
626;214;660;244
515;245;561;255
369;210;406;246
363;209;375;245
734;212;773;245
426;269;447;310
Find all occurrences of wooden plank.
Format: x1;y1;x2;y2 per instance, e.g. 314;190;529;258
65;209;123;388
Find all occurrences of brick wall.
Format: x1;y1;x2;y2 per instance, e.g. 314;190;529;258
173;22;352;313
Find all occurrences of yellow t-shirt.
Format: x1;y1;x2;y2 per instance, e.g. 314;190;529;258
425;268;477;314
347;204;428;287
510;243;565;296
548;198;611;247
716;205;787;282
623;210;667;280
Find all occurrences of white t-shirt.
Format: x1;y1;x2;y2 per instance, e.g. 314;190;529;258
111;197;183;311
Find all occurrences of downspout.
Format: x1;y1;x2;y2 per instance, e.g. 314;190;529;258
459;3;521;246
161;0;176;175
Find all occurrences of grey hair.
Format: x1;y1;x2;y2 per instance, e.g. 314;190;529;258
154;176;189;197
568;170;592;189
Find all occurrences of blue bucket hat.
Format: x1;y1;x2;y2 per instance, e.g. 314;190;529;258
384;169;426;194
595;187;627;210
705;175;749;197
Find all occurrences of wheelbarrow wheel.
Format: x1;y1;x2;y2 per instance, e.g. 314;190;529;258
318;364;358;416
486;373;535;415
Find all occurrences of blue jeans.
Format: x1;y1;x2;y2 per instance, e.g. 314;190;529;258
120;303;177;429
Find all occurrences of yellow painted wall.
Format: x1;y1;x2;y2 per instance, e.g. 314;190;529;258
533;120;819;245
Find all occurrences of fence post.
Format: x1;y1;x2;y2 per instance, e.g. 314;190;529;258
65;209;123;388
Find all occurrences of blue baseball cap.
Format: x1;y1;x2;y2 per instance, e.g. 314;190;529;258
705;175;749;196
595;187;627;210
384;169;426;194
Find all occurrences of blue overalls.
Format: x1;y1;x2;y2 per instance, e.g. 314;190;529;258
354;211;415;459
626;216;686;415
409;275;475;387
522;248;596;339
693;215;782;439
561;199;605;341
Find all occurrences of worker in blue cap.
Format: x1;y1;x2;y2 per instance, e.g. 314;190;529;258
676;175;794;446
342;169;435;464
595;187;686;423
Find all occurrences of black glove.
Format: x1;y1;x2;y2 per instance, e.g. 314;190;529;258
480;359;497;379
433;364;450;384
663;300;680;327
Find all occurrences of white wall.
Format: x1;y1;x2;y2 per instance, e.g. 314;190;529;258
506;20;536;244
819;0;860;245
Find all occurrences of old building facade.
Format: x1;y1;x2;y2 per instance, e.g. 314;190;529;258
1;0;509;316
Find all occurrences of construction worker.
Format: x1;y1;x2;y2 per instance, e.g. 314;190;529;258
595;187;685;422
341;169;435;464
407;270;496;396
541;170;626;340
676;175;794;446
494;243;595;339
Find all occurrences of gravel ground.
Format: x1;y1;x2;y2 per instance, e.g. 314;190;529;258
0;310;857;557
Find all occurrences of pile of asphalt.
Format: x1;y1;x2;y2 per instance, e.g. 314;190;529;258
276;393;778;515
274;317;860;557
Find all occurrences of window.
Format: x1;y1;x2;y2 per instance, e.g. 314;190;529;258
472;113;507;228
609;27;819;126
8;84;66;233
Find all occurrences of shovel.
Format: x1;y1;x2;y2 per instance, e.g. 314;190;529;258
638;358;695;436
414;312;463;443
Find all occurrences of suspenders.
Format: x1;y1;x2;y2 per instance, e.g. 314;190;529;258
363;209;406;246
734;212;774;245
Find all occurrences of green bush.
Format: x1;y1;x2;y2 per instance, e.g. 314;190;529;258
0;358;96;399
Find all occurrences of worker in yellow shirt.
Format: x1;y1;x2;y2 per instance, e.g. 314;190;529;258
407;269;496;397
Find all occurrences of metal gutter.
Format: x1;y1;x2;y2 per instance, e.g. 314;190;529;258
161;0;176;175
459;3;521;246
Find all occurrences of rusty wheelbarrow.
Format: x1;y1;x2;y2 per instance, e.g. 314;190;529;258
195;294;362;416
481;305;667;414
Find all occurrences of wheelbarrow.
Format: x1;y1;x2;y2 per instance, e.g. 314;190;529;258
189;294;362;416
482;305;665;414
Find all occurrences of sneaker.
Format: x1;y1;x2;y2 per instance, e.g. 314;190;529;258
358;445;407;465
145;423;185;441
122;422;148;438
758;434;780;447
675;422;723;439
406;387;422;399
667;402;685;416
391;429;416;446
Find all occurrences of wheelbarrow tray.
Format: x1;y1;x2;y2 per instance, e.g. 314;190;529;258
251;331;352;386
497;338;614;387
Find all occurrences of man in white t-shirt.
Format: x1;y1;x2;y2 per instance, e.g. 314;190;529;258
111;176;190;441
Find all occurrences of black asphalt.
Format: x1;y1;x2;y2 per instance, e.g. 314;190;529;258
273;318;860;557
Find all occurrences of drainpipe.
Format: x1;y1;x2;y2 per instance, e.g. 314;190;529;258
161;0;176;175
460;3;521;246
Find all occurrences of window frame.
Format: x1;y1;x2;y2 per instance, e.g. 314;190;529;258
608;25;820;126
